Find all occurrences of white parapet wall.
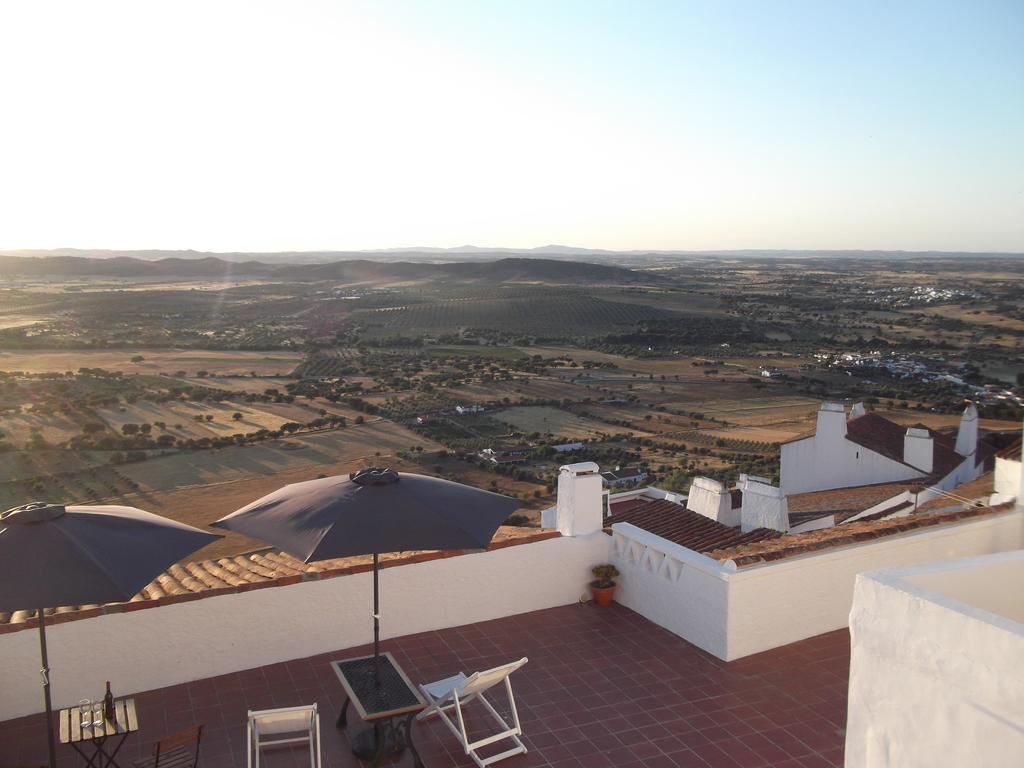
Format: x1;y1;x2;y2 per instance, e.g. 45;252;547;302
0;532;611;721
994;455;1022;505
724;507;1024;659
610;523;733;658
845;551;1024;768
611;507;1024;662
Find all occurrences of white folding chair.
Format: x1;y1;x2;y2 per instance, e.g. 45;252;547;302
247;704;322;768
417;657;528;768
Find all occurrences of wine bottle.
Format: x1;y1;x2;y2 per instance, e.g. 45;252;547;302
103;681;114;723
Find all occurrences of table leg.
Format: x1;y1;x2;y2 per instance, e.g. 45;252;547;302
98;733;129;767
371;721;385;767
336;696;350;729
70;742;103;768
404;714;424;768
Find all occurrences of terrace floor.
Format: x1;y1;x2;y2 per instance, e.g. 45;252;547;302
1;604;850;768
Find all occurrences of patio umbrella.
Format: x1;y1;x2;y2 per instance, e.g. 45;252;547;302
212;468;521;677
0;502;222;768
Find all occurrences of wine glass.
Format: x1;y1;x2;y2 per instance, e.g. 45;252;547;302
78;699;93;729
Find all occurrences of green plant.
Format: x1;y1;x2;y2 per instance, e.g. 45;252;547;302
591;564;619;588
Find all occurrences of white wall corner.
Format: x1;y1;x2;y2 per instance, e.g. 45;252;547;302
555;461;604;536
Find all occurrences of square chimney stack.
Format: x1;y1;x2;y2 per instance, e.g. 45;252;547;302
904;427;934;473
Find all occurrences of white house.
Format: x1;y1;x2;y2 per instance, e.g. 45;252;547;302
552;442;585;453
600;466;647;487
780;402;985;496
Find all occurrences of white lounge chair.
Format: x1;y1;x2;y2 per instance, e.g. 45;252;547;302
417;657;528;768
247;704;322;768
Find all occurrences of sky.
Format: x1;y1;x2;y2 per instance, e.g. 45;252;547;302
0;0;1022;253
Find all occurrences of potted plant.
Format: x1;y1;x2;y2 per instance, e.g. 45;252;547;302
590;564;620;606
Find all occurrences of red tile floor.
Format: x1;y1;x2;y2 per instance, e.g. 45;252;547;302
0;604;849;768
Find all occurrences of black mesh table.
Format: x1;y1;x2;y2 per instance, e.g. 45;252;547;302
330;652;426;767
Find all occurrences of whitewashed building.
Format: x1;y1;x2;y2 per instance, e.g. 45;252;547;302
781;402;986;495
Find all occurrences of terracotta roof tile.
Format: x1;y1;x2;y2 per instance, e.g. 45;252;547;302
787;480;920;521
0;526;556;632
848;499;914;523
845;413;964;478
996;437;1021;460
606;497;780;553
785;410;974;482
915;471;996;513
707;501;1016;567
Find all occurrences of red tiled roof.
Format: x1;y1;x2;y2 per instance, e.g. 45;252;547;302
606;497;781;553
915;471;996;513
996;437;1021;460
845;413;963;478
787;479;920;522
707;501;1016;567
847;499;914;523
0;527;559;632
786;411;972;481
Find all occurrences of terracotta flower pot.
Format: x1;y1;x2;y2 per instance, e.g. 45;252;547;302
590;582;616;606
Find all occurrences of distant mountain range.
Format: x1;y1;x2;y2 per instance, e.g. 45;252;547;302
0;254;643;283
1;246;1021;266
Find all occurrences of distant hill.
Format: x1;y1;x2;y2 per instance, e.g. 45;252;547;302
2;246;1021;266
0;254;642;283
0;254;275;278
287;257;636;282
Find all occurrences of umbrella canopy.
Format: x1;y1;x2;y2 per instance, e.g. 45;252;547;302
0;503;223;611
211;468;522;561
213;468;520;761
0;502;222;768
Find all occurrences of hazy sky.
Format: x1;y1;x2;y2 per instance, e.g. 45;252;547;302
1;1;1022;253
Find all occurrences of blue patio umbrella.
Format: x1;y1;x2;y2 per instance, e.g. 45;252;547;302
212;469;520;759
212;468;521;671
0;502;222;768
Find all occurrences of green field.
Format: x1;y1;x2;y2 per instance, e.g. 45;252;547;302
426;346;527;360
356;291;673;337
492;405;633;439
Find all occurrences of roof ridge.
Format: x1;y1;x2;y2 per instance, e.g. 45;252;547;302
709;501;1015;567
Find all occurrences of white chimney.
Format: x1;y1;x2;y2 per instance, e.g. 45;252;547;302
739;476;790;533
904;428;934;473
816;402;847;442
686;476;739;527
555;462;604;536
954;402;978;458
850;402;866;419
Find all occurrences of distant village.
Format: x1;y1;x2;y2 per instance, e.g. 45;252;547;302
816;350;1022;408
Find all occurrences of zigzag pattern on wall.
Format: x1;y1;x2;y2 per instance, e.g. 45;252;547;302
612;530;685;583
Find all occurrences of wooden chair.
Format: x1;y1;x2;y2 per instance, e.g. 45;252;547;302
133;725;203;768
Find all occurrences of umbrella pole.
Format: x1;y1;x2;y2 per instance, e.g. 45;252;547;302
38;608;57;768
373;552;380;685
